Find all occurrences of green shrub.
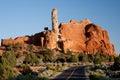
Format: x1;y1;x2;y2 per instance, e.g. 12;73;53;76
0;57;15;80
2;51;17;67
22;64;32;75
13;74;47;80
69;55;79;62
56;53;66;62
88;54;94;62
113;55;120;70
93;55;102;64
24;53;39;65
38;49;54;62
47;66;56;70
89;72;108;80
78;53;88;62
13;42;22;51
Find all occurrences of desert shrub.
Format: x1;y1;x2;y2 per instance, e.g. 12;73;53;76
37;49;54;62
69;55;79;62
93;58;102;64
109;55;115;62
47;66;56;70
78;53;88;62
89;72;108;80
56;53;66;62
2;51;17;67
12;74;47;80
24;52;39;65
0;51;18;80
113;55;120;70
0;57;15;80
66;49;73;55
56;65;63;72
88;54;94;62
27;44;36;52
93;55;102;64
22;64;32;75
13;42;22;51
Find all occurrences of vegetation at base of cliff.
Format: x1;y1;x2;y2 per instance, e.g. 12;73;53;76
23;52;39;65
87;55;120;80
0;51;17;80
0;44;119;80
111;55;120;70
37;49;54;62
56;50;115;64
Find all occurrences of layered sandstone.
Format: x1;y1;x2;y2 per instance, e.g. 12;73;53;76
59;19;115;55
1;19;116;56
1;36;29;46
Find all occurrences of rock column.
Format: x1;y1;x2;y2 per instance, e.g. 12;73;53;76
51;8;59;41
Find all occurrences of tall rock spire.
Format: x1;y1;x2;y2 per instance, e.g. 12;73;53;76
51;8;59;38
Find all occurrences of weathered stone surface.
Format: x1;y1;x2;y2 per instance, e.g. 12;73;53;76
44;31;58;49
0;8;116;56
1;19;116;56
59;19;91;53
59;19;116;55
1;36;29;46
52;8;59;36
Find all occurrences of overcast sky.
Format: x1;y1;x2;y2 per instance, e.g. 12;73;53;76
0;0;120;53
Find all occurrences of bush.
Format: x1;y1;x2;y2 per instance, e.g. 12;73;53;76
109;56;115;62
69;55;79;62
2;51;17;67
56;65;63;72
78;53;88;62
13;74;47;80
22;64;32;75
13;42;22;51
0;57;15;80
27;44;36;52
24;53;39;65
38;49;54;62
113;55;120;70
93;55;102;64
47;66;56;70
88;54;94;62
56;53;66;62
89;72;108;80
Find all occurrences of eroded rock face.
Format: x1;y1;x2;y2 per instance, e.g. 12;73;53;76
59;19;115;55
59;19;91;52
1;36;29;46
1;19;116;56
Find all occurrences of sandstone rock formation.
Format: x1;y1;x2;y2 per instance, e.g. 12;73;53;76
52;8;59;34
58;19;115;55
1;9;116;56
1;36;29;46
51;8;59;41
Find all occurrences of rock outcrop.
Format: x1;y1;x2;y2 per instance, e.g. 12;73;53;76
1;36;29;46
1;19;116;56
58;19;115;55
0;8;116;56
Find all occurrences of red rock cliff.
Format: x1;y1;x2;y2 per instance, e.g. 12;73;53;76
59;19;115;55
1;19;116;56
